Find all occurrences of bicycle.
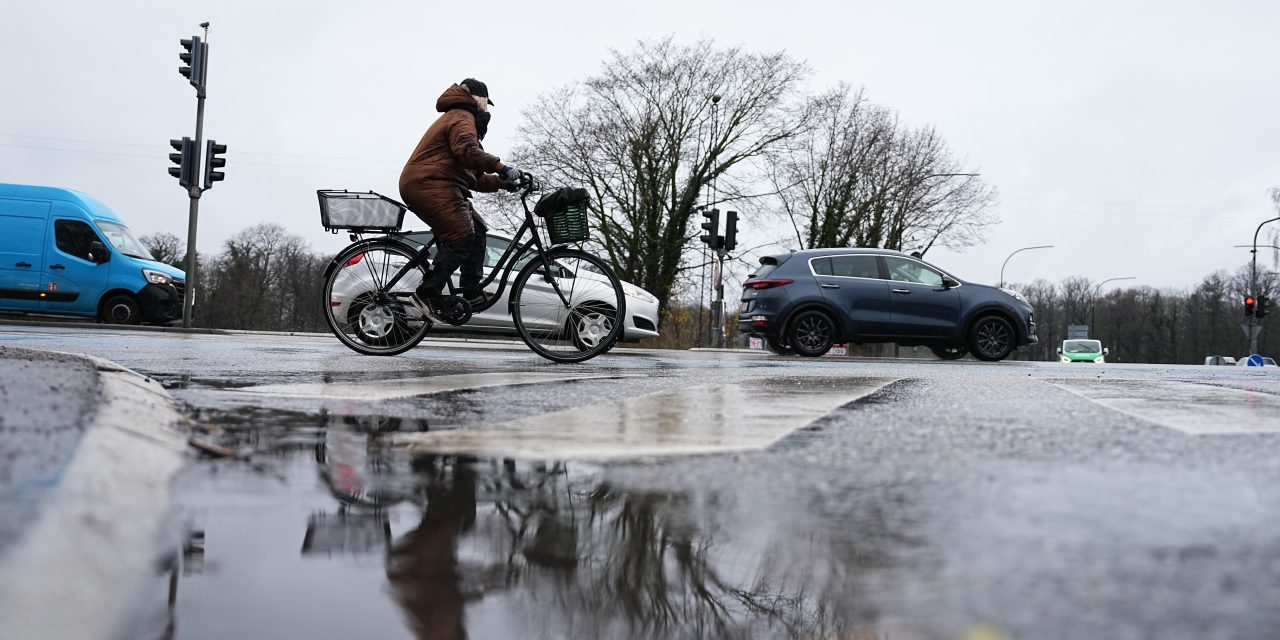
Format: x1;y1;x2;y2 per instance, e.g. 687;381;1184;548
317;175;626;363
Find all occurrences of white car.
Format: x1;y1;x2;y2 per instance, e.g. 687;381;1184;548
329;231;660;344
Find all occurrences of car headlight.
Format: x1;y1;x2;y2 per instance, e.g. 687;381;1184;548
143;269;172;285
1060;356;1071;363
1001;288;1028;304
623;284;656;304
1094;356;1106;363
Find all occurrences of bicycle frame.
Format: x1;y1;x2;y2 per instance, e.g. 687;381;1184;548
369;185;571;314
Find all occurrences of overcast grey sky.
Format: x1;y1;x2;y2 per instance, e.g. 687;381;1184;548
3;0;1278;291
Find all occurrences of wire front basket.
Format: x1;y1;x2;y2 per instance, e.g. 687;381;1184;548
534;187;591;245
317;190;406;232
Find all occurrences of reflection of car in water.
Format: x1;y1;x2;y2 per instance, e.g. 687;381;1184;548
1057;339;1107;363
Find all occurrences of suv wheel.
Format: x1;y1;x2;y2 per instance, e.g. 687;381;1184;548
930;344;968;360
787;310;835;357
968;315;1015;361
765;336;793;356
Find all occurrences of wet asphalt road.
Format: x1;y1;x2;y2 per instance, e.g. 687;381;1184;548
3;325;1280;640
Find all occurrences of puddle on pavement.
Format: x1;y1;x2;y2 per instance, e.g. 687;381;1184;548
124;405;909;640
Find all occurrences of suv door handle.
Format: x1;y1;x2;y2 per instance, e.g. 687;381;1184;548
820;283;840;289
49;264;66;270
15;262;31;268
891;288;911;294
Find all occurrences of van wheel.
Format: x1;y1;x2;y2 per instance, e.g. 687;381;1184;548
101;295;141;325
787;310;835;357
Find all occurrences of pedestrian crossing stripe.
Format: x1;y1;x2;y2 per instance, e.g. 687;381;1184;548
237;372;627;401
392;376;898;460
1047;378;1280;435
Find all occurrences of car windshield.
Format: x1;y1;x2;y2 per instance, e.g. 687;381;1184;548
1064;340;1102;353
94;221;154;260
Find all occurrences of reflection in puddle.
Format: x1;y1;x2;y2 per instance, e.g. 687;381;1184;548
154;409;899;640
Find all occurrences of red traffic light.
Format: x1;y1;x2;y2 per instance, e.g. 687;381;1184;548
1246;296;1257;305
1245;295;1257;317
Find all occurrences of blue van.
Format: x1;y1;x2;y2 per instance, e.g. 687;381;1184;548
0;183;185;324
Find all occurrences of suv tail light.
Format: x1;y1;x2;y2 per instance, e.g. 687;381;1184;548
745;279;793;290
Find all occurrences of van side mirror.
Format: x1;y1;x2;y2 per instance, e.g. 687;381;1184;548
1056;347;1062;355
1103;347;1110;356
89;241;110;264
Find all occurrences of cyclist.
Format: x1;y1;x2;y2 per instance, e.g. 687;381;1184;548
399;77;523;322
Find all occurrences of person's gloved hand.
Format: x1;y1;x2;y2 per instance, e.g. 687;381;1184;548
499;165;523;183
500;180;520;193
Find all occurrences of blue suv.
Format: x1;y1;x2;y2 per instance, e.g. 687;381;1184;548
738;249;1036;361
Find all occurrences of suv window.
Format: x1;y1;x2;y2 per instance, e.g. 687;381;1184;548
54;219;101;261
884;256;944;287
809;257;832;276
829;255;880;279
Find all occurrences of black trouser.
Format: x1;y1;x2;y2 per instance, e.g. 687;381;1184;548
416;233;486;298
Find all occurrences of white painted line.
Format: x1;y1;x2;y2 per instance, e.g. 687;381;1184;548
1048;379;1280;435
394;376;897;459
238;372;625;401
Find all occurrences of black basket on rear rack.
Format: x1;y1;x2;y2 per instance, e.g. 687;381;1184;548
533;187;590;245
317;190;406;232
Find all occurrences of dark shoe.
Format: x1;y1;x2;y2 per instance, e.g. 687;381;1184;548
457;288;489;309
408;293;445;325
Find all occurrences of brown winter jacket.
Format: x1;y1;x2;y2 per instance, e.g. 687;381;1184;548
399;84;508;199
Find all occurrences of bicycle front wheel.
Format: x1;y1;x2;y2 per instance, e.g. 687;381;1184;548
510;248;626;363
322;239;431;356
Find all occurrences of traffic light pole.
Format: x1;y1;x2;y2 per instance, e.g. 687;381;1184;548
1248;216;1280;355
711;248;725;348
181;89;205;329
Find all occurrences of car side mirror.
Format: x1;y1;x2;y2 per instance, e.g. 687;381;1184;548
1103;347;1110;356
1056;347;1062;355
88;241;110;264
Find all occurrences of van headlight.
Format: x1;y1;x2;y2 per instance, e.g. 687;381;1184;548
623;284;656;304
143;269;172;285
1094;356;1106;363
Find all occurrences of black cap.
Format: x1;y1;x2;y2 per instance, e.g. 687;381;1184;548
460;78;493;106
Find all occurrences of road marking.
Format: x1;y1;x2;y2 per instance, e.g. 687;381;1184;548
239;372;623;401
393;376;897;459
1048;378;1280;435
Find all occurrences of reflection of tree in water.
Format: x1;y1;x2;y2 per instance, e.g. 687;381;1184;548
384;456;895;640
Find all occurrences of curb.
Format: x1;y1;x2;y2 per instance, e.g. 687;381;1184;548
0;348;188;640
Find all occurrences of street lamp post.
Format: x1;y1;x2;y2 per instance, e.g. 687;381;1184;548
1091;276;1136;342
999;245;1054;289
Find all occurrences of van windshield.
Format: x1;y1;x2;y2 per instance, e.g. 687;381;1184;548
95;221;154;260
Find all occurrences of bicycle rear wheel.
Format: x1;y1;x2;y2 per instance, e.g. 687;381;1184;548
510;248;626;363
322;239;431;356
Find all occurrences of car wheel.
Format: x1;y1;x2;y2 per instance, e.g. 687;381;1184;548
100;294;141;325
787;310;835;357
568;302;617;352
348;292;407;347
765;335;794;356
968;315;1015;361
930;344;968;360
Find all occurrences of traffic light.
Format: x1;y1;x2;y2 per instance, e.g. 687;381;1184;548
724;210;738;252
202;140;227;189
1245;294;1257;317
699;208;721;249
178;36;206;90
1259;295;1271;318
168;137;196;188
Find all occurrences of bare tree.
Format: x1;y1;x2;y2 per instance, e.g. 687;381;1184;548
512;37;811;310
769;84;997;254
138;231;183;267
